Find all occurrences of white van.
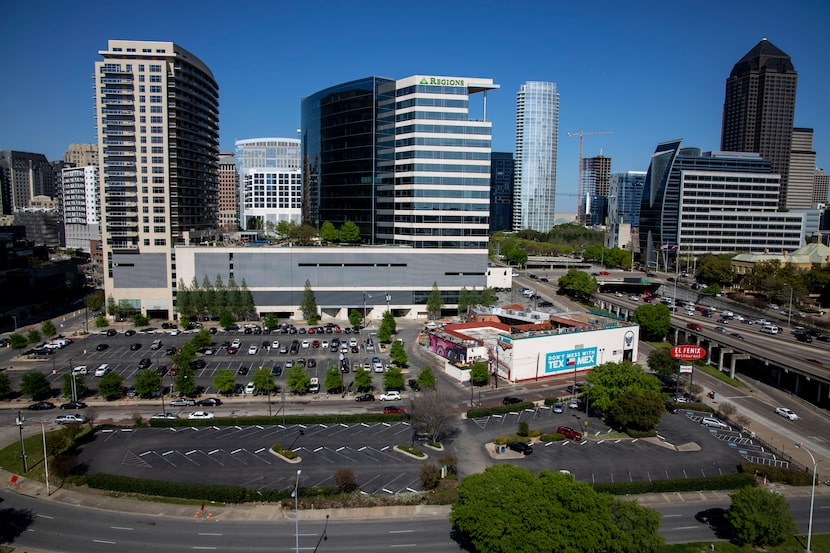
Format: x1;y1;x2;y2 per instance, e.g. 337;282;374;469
94;364;110;377
760;324;779;335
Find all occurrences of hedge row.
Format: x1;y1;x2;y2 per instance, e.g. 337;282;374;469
739;461;812;486
86;472;341;503
590;471;755;495
466;402;536;418
147;412;408;428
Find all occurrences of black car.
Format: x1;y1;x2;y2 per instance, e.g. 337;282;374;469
125;330;136;337
106;329;117;336
795;332;813;343
665;400;678;414
355;393;375;402
271;363;282;376
506;441;533;455
695;507;728;525
60;401;87;410
408;379;421;391
503;396;523;405
129;343;142;350
156;365;169;377
189;359;207;370
197;398;222;406
95;343;109;351
356;385;374;393
237;366;249;376
138;358;152;369
29;401;56;410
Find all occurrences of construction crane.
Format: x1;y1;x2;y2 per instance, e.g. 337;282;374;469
567;129;613;225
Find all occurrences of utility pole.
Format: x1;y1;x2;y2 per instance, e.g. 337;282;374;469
567;130;613;225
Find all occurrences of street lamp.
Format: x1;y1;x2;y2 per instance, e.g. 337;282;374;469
293;469;302;553
409;393;415;447
40;420;51;496
795;443;827;553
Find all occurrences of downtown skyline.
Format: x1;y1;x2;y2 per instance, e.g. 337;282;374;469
1;0;828;212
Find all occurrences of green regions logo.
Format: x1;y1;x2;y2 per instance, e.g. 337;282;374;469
419;77;465;86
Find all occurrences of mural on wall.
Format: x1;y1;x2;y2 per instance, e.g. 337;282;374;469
544;347;598;374
428;333;467;364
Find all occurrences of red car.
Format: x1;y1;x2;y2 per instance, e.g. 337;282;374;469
383;406;406;414
556;425;583;440
686;323;703;331
599;271;610;276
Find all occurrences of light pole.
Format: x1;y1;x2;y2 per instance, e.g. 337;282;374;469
787;285;794;328
409;393;415;447
795;442;827;553
293;469;302;553
16;411;27;472
385;292;391;313
40;420;50;495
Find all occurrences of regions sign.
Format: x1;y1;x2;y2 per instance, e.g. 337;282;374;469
545;347;598;374
670;345;706;361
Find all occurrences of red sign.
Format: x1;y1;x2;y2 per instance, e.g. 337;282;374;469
670;345;706;360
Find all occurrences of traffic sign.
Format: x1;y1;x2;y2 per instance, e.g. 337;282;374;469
670;345;706;360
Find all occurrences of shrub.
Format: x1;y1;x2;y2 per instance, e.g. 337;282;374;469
493;435;531;445
397;444;425;457
539;432;566;443
271;444;298;459
517;421;529;437
421;463;441;490
333;468;357;493
626;428;657;438
739;461;812;486
591;472;756;495
466;402;535;418
438;453;458;476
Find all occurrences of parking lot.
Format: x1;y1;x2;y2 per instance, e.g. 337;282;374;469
78;419;427;494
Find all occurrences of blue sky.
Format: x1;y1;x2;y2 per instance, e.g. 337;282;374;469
1;0;828;212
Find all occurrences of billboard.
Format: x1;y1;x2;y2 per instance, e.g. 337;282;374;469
545;347;598;374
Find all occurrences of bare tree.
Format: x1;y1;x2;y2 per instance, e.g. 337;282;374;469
412;388;457;443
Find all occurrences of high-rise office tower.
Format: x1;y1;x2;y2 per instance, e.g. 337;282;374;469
217;153;238;232
63;144;99;168
607;171;645;248
95;39;219;317
721;38;797;209
583;154;612;226
302;75;497;249
234;138;301;231
0;150;56;213
814;169;829;205
62;165;101;251
789;128;817;209
489;152;514;232
513;81;558;233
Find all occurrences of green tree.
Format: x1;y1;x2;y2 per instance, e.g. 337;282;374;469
300;279;318;322
286;364;311;394
175;279;193;317
479;287;498;307
383;366;405;390
239;279;255;318
213;368;236;396
727;487;796;546
134;369;161;398
695;253;735;286
389;339;408;366
417;366;437;389
85;290;105;312
132;313;150;327
276;220;295;237
106;295;117;316
700;283;721;296
252;366;276;395
557;269;598;300
324;365;342;392
226;275;242;316
27;329;42;345
291;223;318;245
61;373;88;400
451;464;663;553
647;347;678;381
98;370;124;400
174;366;197;397
0;373;12;399
339;220;361;242
584;361;662;413
353;366;373;390
21;371;51;400
9;333;28;350
378;311;396;342
219;309;236;330
457;287;470;317
263;313;279;332
606;388;665;432
470;361;489;386
348;308;364;328
427;282;443;320
319;221;339;242
94;316;109;329
632;303;672;341
41;320;57;339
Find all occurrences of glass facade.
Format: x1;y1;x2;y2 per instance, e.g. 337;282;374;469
513;81;559;233
234;138;301;230
489;152;514;232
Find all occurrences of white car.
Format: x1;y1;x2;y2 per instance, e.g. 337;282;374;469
379;391;401;401
94;364;110;377
248;344;258;355
187;411;215;420
349;338;358;347
245;382;256;394
271;340;280;349
774;407;798;420
302;340;310;349
151;412;177;420
72;365;87;375
170;329;180;336
55;413;88;424
701;417;728;429
628;295;639;301
321;340;329;349
231;339;242;349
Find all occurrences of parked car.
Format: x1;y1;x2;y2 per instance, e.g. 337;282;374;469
701;417;729;429
169;398;196;407
248;345;258;355
28;401;56;410
556;425;583;440
187;411;215;420
355;393;375;402
237;366;249;376
124;330;136;337
94;364;110;377
151;412;177;420
55;413;88;424
105;329;117;336
60;401;87;410
506;441;533;455
72;365;87;375
379;391;401;401
552;402;564;413
502;396;523;405
95;343;109;351
271;363;282;376
774;407;798;420
138;358;152;369
129;342;142;350
383;406;406;414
